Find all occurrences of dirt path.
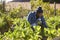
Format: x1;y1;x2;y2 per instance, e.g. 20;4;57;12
5;2;60;10
50;4;60;9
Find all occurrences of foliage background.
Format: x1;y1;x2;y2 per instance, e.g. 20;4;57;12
0;0;60;40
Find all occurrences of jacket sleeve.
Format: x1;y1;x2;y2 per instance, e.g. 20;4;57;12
27;12;33;24
41;16;48;28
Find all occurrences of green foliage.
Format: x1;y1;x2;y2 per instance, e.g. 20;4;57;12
47;16;60;29
0;0;60;40
0;4;3;11
0;16;60;40
9;7;29;18
0;17;6;28
30;0;60;19
0;18;42;40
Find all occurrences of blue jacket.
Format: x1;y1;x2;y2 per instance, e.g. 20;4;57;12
27;11;47;28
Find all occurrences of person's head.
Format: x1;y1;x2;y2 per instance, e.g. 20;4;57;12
36;7;43;17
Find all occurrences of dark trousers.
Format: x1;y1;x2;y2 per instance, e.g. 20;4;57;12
40;25;48;40
31;25;48;40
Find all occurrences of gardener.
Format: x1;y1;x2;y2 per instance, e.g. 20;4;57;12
27;7;48;40
27;7;47;28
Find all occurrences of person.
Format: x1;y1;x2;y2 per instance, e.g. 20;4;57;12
27;7;48;40
27;7;48;29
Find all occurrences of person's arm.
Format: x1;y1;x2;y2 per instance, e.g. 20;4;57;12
27;12;35;31
27;12;33;24
28;14;37;26
41;16;48;28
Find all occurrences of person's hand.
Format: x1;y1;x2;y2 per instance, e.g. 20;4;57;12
36;18;42;25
